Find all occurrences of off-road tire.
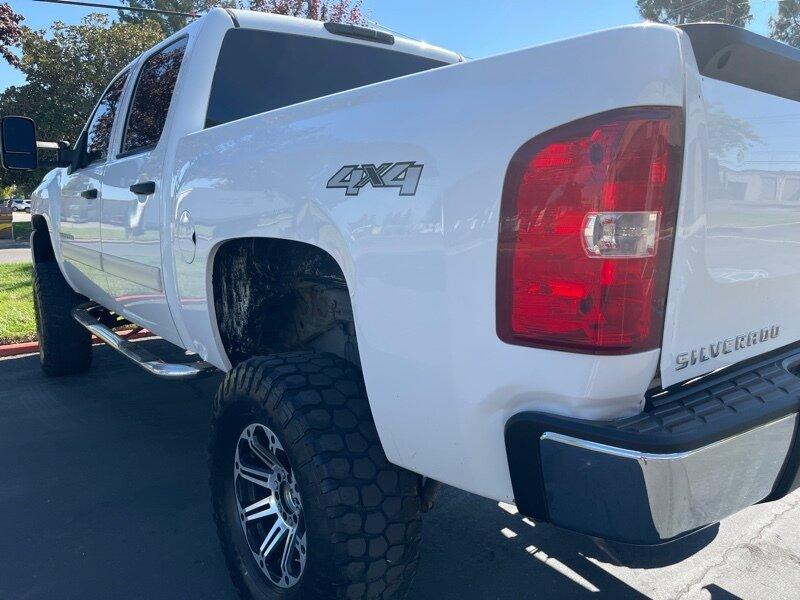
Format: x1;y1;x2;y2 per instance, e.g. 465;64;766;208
32;260;92;376
210;352;422;600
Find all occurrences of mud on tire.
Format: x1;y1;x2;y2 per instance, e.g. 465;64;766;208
32;260;92;376
209;352;422;600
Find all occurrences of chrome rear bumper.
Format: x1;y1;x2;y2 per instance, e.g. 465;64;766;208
505;346;800;544
539;415;795;543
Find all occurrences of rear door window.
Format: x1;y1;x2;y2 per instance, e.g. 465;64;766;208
205;29;447;128
121;37;188;156
82;70;129;166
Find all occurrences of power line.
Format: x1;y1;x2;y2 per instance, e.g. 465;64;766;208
695;0;750;23
32;0;198;18
697;6;729;20
363;18;424;43
664;0;750;24
665;0;715;20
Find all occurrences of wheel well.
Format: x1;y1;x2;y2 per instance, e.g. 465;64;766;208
212;238;359;368
30;215;55;263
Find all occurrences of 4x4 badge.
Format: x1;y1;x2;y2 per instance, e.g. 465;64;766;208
327;162;424;196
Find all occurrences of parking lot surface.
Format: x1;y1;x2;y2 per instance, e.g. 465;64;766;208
0;245;30;264
0;212;33;263
1;343;799;599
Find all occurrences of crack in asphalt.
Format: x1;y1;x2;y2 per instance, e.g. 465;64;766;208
674;495;800;600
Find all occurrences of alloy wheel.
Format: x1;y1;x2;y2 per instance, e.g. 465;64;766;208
234;423;307;588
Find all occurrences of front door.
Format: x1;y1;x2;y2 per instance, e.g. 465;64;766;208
100;37;187;342
59;70;129;295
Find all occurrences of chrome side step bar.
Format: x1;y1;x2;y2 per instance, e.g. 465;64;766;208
72;303;217;379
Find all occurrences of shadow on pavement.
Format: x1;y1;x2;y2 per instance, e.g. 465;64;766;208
412;485;718;599
0;343;715;599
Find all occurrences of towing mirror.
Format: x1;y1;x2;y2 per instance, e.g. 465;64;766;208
0;116;75;171
0;116;38;171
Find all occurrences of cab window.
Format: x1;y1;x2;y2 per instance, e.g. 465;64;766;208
121;37;187;156
205;29;446;128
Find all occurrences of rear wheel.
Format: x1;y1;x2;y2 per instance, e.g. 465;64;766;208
232;421;308;588
210;352;422;599
32;260;92;376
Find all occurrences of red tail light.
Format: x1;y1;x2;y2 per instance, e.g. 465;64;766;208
496;107;683;354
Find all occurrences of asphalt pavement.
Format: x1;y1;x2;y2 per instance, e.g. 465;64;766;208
0;244;31;264
1;342;799;600
0;211;32;263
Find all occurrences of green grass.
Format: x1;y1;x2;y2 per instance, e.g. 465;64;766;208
0;263;36;345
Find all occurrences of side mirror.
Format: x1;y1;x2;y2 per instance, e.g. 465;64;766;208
0;116;38;171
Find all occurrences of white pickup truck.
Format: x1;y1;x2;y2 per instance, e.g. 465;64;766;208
3;9;800;599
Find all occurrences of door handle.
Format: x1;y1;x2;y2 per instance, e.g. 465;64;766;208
80;188;98;200
130;181;156;196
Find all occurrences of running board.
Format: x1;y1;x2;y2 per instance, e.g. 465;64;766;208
72;303;217;379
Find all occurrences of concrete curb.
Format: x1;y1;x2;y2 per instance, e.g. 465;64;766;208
0;340;38;357
0;329;152;358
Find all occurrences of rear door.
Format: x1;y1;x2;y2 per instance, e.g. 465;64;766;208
59;70;129;291
100;36;187;339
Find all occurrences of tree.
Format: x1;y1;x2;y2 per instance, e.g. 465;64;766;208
121;0;365;36
247;0;365;24
706;104;760;159
770;0;800;47
636;0;752;26
119;0;222;36
0;2;23;67
0;184;18;199
0;15;164;194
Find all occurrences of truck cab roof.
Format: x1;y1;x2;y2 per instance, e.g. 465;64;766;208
222;8;463;65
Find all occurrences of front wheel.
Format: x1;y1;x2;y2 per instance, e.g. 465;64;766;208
209;353;422;600
32;260;92;376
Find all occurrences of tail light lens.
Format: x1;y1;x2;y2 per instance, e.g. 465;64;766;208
496;107;683;354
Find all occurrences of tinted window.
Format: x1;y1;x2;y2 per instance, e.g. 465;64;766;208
206;29;447;128
122;37;187;155
83;71;129;164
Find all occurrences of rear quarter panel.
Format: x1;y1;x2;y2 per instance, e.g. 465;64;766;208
171;24;684;501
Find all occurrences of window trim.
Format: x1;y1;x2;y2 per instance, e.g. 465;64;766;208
116;143;157;160
116;34;189;160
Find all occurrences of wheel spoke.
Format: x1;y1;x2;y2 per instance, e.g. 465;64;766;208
260;517;289;559
245;501;278;522
243;495;273;514
280;528;299;574
237;464;274;489
249;436;284;474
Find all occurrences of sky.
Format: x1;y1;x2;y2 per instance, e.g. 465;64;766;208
0;0;780;92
